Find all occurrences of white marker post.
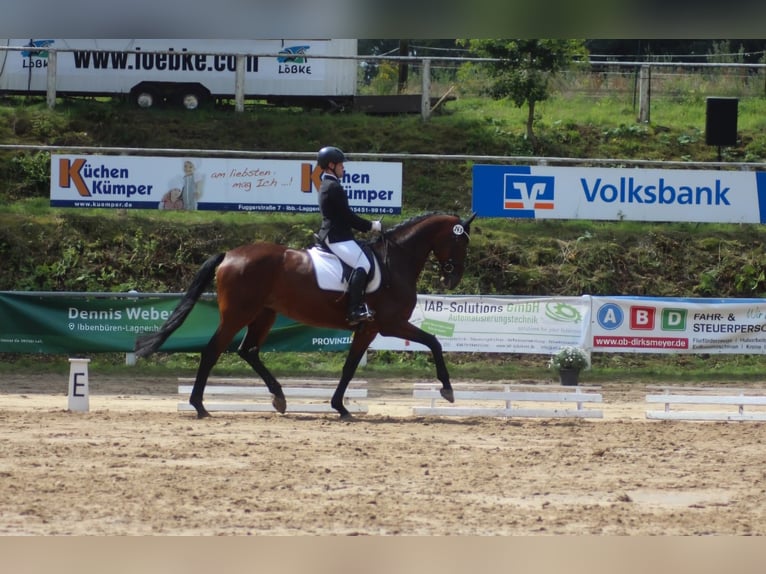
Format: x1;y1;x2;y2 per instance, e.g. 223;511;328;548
67;358;91;412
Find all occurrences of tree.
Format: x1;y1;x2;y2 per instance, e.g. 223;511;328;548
458;39;588;146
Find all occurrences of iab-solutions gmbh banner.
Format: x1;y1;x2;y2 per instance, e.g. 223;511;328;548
472;165;766;223
370;295;590;354
50;154;402;214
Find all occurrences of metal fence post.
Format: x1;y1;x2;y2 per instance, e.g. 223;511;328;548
235;55;246;112
637;64;651;123
421;58;431;121
46;50;57;109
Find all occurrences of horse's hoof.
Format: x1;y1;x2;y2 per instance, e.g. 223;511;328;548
273;396;287;414
339;412;354;421
191;401;211;419
440;388;455;403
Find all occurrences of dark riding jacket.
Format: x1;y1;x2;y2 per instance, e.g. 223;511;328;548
317;173;372;243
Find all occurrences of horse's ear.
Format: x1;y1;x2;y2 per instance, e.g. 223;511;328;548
462;212;477;227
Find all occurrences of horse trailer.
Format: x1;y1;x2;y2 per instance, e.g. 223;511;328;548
0;38;358;110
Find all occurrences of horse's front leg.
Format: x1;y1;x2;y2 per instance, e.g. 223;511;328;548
331;328;377;419
380;322;453;403
238;346;286;414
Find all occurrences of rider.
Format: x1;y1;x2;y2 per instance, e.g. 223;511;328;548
315;146;382;325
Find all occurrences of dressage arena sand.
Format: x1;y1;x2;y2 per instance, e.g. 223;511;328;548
2;374;766;536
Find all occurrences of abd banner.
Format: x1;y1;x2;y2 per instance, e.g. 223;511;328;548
591;295;766;354
0;292;352;353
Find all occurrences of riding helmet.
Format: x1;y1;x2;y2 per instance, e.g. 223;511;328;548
317;146;346;168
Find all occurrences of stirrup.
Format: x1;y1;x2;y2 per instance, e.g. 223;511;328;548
347;304;375;325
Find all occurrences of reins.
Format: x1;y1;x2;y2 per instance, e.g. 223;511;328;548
375;231;395;289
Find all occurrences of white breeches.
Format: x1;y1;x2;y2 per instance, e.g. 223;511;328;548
325;239;371;273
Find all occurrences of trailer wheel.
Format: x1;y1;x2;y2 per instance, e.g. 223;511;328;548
181;93;200;110
132;87;160;108
178;87;208;110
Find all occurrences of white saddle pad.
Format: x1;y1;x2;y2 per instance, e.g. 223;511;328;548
307;247;382;293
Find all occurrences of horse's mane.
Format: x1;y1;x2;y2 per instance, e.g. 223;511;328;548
371;211;456;245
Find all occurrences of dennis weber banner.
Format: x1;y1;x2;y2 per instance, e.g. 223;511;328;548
0;292;352;354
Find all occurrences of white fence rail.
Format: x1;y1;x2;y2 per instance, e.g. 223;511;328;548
177;377;367;414
412;383;603;419
645;385;766;421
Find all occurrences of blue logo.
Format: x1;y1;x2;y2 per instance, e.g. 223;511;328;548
597;303;624;330
277;45;310;63
21;40;54;59
504;174;555;216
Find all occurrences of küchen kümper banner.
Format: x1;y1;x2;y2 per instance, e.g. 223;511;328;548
50;154;402;214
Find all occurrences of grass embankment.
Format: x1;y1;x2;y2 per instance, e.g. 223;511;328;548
2;93;766;382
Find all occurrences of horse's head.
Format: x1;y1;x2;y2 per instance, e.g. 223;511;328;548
433;212;476;289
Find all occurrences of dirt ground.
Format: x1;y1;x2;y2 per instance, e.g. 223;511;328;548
2;374;766;535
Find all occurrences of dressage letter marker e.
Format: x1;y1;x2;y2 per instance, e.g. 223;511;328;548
67;358;91;412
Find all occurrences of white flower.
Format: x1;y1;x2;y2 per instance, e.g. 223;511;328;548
548;345;589;370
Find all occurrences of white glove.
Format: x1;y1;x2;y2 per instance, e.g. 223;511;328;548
371;220;382;233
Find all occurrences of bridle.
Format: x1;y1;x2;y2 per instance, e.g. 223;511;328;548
440;213;476;277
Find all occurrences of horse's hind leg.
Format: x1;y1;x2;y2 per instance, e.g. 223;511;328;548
237;310;286;413
190;326;238;419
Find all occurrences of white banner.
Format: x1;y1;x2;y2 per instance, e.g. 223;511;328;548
473;165;766;223
591;295;766;354
50;154;402;214
368;294;766;356
2;39;358;97
370;295;591;354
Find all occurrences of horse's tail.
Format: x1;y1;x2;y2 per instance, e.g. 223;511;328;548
134;252;226;359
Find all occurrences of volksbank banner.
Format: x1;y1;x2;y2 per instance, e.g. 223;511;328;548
50;155;402;214
0;293;352;353
472;165;766;223
370;295;590;354
591;295;766;354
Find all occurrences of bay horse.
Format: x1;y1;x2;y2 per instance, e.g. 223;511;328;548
134;212;476;419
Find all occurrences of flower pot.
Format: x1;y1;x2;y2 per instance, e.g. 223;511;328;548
558;368;580;386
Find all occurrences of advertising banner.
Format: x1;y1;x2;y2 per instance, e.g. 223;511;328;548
370;295;590;354
8;291;766;358
50;155;402;214
472;164;766;223
591;295;766;354
0;293;352;353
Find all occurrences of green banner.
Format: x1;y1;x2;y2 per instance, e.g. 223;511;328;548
0;292;352;354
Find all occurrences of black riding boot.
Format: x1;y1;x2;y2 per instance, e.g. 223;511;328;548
346;267;374;324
